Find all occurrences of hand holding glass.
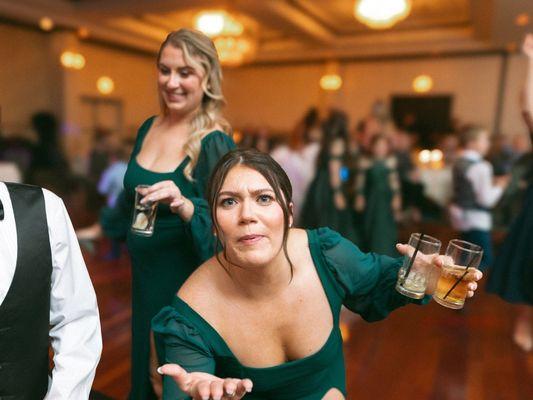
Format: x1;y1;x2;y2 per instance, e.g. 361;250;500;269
432;239;482;309
396;233;441;299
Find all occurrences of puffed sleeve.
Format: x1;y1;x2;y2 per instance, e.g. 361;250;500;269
152;306;216;400
187;131;236;262
316;228;429;322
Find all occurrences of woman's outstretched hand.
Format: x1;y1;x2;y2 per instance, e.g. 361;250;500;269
395;243;483;297
158;364;253;400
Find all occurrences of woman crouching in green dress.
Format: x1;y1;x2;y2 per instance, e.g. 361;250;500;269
152;149;482;399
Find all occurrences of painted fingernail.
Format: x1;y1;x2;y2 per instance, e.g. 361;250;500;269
157;367;163;375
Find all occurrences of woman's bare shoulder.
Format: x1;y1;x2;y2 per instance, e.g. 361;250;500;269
177;257;220;306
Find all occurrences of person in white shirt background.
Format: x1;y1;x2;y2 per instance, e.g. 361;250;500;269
449;126;510;270
0;181;102;399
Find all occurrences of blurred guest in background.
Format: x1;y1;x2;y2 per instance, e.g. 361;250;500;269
489;134;518;176
487;33;533;352
354;134;401;256
87;127;111;185
27;111;70;194
271;107;322;224
449;125;509;270
300;109;359;244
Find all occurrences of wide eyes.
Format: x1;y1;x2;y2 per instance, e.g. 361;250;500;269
257;194;274;205
218;194;275;208
220;198;237;207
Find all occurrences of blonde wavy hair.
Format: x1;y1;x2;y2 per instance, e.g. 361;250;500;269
157;28;232;181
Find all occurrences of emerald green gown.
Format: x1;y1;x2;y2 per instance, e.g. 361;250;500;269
118;116;235;399
361;159;398;257
152;228;428;399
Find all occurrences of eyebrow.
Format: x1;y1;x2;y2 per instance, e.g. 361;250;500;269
158;63;194;71
218;188;275;197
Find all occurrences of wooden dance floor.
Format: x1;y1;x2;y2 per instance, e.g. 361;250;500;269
86;227;533;399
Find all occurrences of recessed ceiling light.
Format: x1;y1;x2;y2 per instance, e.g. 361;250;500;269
39;17;54;31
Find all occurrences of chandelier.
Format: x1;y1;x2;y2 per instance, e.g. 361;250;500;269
195;10;257;66
354;0;411;30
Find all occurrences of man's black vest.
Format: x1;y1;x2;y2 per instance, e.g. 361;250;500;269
0;183;52;399
452;157;489;211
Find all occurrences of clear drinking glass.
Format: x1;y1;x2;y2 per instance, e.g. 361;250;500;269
131;184;158;237
396;233;441;299
432;239;483;309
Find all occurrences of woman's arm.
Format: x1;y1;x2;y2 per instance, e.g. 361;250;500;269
522;34;533;143
354;157;369;212
388;157;402;218
328;138;347;210
524;34;533;118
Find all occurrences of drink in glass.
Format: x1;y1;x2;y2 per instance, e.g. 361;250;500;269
131;184;158;237
432;239;482;309
396;233;441;299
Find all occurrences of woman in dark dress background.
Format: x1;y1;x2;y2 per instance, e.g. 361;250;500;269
300;109;360;245
487;34;533;352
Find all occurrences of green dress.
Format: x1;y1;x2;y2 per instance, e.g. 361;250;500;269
358;157;399;257
120;116;235;399
152;228;427;399
300;152;360;245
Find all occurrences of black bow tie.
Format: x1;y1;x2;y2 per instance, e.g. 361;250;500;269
0;198;3;221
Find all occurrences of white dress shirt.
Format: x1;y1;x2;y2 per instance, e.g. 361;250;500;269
449;150;504;231
0;183;102;399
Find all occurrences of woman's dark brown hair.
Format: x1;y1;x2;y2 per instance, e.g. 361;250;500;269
206;148;295;279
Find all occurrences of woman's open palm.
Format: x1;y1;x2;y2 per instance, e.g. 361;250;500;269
158;364;253;400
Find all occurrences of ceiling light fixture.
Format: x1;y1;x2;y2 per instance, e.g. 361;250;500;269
354;0;411;30
97;77;114;95
320;74;343;91
413;75;433;93
60;51;86;70
39;17;54;31
195;10;256;66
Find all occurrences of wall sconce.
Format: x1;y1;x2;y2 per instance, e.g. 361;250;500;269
97;76;114;95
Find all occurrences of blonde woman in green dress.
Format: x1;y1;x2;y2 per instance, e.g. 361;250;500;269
112;28;236;399
152;149;483;399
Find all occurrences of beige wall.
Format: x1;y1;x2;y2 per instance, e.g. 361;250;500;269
224;54;529;138
53;33;159;161
0;24;61;138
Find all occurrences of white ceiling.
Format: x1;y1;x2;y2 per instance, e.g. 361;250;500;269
0;0;532;64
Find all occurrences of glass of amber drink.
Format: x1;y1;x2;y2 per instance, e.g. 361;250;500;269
432;239;482;309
